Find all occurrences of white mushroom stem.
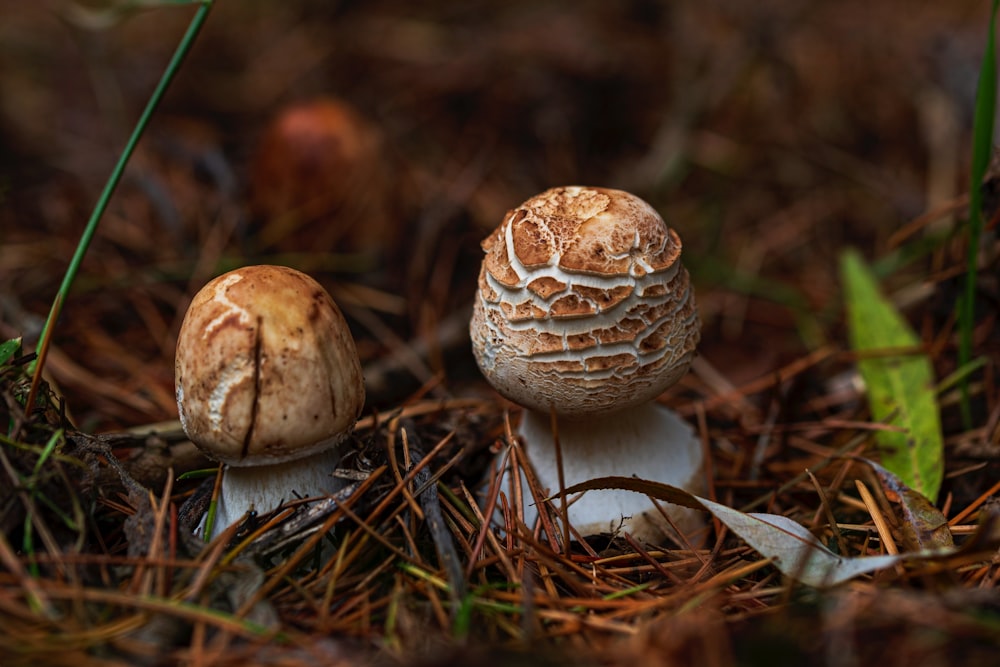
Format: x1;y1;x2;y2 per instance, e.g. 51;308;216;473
200;448;346;540
504;403;704;543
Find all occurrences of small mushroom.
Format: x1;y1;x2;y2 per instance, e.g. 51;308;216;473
175;265;364;539
248;97;390;256
470;186;703;542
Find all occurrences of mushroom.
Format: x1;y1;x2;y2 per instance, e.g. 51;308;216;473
175;265;365;539
470;186;703;543
248;97;390;256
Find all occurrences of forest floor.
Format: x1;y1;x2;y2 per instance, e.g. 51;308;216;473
1;1;999;665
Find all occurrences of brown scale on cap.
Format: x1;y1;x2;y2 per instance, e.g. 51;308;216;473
483;186;682;282
470;186;700;417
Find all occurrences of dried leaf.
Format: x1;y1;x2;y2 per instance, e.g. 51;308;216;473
697;497;905;587
840;250;944;502
559;476;956;588
863;459;954;552
555;475;707;511
954;500;1000;558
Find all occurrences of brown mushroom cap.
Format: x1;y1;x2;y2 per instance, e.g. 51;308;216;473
175;265;364;466
249;97;389;254
470;186;700;416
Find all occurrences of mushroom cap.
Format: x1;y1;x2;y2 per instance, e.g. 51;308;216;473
470;186;699;417
175;265;365;466
248;97;389;254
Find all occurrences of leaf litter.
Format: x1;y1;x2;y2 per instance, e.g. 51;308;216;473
1;2;1000;666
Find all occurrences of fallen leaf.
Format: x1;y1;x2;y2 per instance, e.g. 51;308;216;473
697;496;904;587
559;476;971;588
862;458;954;552
0;337;21;366
840;250;944;502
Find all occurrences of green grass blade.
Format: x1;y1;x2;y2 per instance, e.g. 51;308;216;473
840;250;944;502
25;1;214;413
959;0;999;427
23;428;64;576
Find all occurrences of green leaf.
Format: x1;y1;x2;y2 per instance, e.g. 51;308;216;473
840;250;944;502
0;337;22;366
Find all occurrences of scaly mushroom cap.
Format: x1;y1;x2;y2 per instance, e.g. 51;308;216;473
175;265;365;466
470;186;699;416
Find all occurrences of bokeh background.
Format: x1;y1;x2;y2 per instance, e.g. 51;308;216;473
0;0;992;430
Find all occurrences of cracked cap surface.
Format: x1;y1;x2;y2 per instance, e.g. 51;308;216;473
175;265;364;466
470;186;700;416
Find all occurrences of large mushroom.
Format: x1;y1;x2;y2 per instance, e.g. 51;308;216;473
470;186;703;543
175;265;365;539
